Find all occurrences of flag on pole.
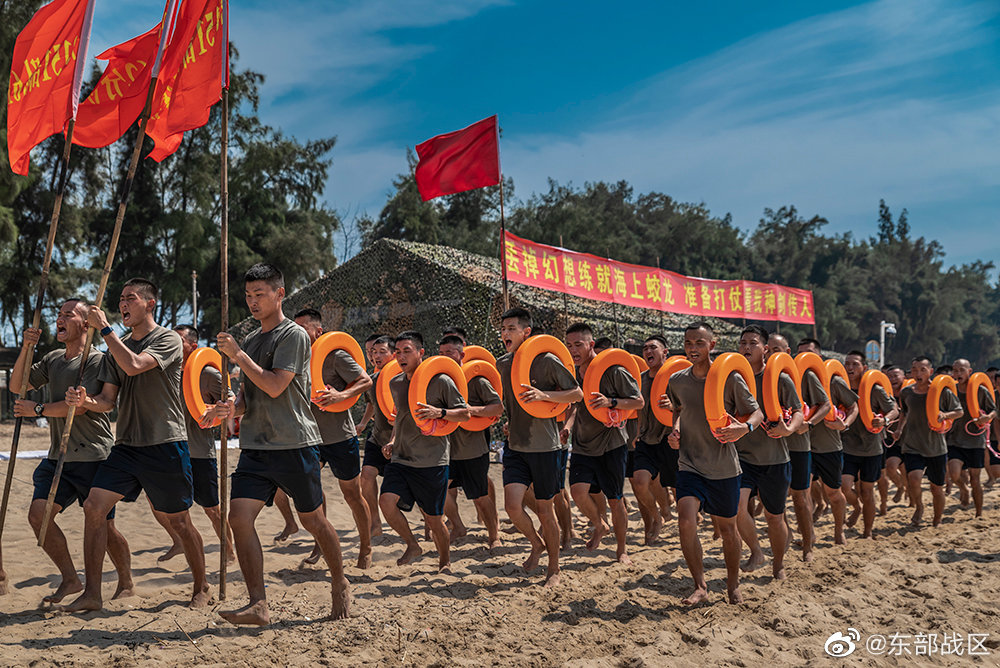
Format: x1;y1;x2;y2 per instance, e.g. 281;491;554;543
146;0;226;161
7;0;95;175
414;115;500;201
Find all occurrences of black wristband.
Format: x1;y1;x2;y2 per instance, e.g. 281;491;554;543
609;397;618;409
100;325;113;337
440;407;447;420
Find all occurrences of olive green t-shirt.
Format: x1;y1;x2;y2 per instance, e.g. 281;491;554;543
310;349;364;446
786;369;826;453
497;349;578;453
450;375;501;461
571;365;641;457
363;370;394;447
948;385;996;450
29;348;114;462
99;325;188;446
184;365;225;459
736;369;800;466
638;368;670;445
389;372;467;468
809;376;858;454
843;384;895;457
898;384;961;457
239;318;321;450
666;366;759;480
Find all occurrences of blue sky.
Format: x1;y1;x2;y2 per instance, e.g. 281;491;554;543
89;0;1000;267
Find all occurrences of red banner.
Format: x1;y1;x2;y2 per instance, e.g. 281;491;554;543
502;231;815;325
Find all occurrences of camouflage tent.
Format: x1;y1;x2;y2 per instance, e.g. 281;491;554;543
232;239;741;354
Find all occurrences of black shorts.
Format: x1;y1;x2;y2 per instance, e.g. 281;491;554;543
92;442;193;514
990;443;1000;466
903;452;947;487
231;446;324;513
191;457;220;507
317;436;361;481
449;453;490;500
502;448;562;501
381;462;449;516
842;453;881;484
789;450;812;491
634;438;678;487
676;470;740;519
32;459;114;519
884;443;903;461
362;437;390;476
739;460;790;515
625;449;636;478
811;450;843;490
947;446;984;470
557;448;569;491
569;445;628;500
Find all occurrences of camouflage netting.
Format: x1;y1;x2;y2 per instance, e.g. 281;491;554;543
231;239;740;354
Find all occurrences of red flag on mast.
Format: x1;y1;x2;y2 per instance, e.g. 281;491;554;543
7;0;95;175
414;115;500;201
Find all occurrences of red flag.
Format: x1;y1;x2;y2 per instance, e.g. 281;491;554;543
146;0;225;161
72;25;161;149
414;115;500;201
7;0;95;175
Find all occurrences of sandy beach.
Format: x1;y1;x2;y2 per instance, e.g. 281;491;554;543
1;421;998;667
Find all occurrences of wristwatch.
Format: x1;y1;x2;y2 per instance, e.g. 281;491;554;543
439;407;447;420
34;403;44;416
609;397;618;409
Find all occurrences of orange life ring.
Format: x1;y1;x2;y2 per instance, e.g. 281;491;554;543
183;347;223;427
512;335;575;419
902;378;915;389
650;355;692;427
632;354;649;373
583;349;641;427
858;369;893;433
409;355;469;437
463;345;496;365
824;359;850;422
705;352;757;431
967;372;996;420
927;375;957;433
462;360;502;432
310;332;365;413
762;352;802;423
376;358;401;424
794;352;829;421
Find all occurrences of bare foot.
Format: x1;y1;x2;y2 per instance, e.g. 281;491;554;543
523;541;544;572
892;488;904;503
356;547;372;570
57;592;103;613
449;526;467;545
226;549;237;565
660;506;673;522
910;507;923;527
728;587;744;604
41;578;84;605
543;571;561;588
860;531;874;539
438;562;451;574
846;507;861;528
802;549;814;563
111;582;136;600
157;543;184;563
189;586;213;608
397;542;422;566
0;570;7;596
304;543;323;565
617;552;633;566
682;588;709;605
834;532;846;545
488;538;503;551
586;522;609;551
812;506;824;522
330;579;351;620
741;552;765;573
220;600;270;626
644;515;663;546
959;490;970;508
274;525;300;542
560;530;574;552
772;565;786;580
879;502;888;516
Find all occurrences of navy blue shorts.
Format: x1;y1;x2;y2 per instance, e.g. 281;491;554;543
449;453;490;500
317;436;361;481
903;452;947;487
676;470;741;518
884;443;903;461
231;446;324;513
32;459;114;519
362;437;390;476
569;445;628;500
92;442;193;514
633;438;679;487
947;446;984;470
789;451;812;491
191;457;220;507
381;462;449;515
502;448;562;501
811;450;843;490
739;460;790;515
842;453;881;484
990;443;1000;466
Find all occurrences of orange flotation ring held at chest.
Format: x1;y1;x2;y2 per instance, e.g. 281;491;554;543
704;352;758;432
794;352;829;421
583;349;641;427
858;369;893;433
463;345;496;365
825;359;850;422
376;358;402;424
462;360;502;432
762;352;802;426
926;374;957;433
310;332;365;413
512;335;575;419
650;355;692;427
966;372;996;421
183;347;224;427
409;355;469;437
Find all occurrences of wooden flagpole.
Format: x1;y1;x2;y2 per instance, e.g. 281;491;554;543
217;0;231;599
38;0;179;546
495;117;509;311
